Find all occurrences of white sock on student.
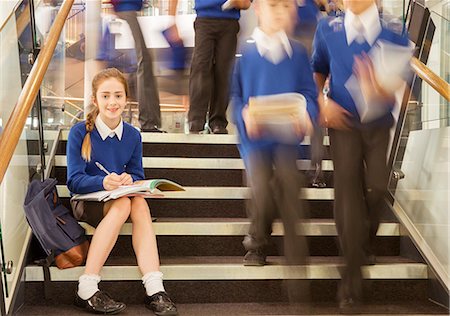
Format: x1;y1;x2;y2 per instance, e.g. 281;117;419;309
78;274;101;300
142;271;165;296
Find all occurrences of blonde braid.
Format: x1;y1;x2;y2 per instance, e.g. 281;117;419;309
81;107;99;162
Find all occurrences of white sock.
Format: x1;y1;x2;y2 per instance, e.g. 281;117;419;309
78;274;101;300
142;271;165;296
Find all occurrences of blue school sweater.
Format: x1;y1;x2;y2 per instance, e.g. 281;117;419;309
195;0;240;20
311;15;409;124
67;121;144;194
298;0;321;24
231;40;319;159
111;0;143;12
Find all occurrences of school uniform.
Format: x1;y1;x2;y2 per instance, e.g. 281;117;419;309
188;0;241;132
67;117;144;225
232;28;318;263
311;3;409;302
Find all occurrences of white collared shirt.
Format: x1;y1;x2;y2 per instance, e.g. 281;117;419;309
251;27;293;65
344;3;382;46
95;115;123;141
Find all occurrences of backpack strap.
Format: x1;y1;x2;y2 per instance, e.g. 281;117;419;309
35;250;55;300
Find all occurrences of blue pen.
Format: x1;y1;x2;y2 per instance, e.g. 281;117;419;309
95;162;111;175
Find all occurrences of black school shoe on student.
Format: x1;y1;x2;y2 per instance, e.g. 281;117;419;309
145;291;178;316
74;290;126;314
243;249;267;266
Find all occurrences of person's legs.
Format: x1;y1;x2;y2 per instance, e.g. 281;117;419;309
188;18;216;132
129;197;178;315
116;11;161;130
84;197;131;275
75;197;131;314
130;197;160;274
361;125;391;261
310;126;326;187
273;144;308;265
242;149;276;265
209;19;239;133
328;129;366;305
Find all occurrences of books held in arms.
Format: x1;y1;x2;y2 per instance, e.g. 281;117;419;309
345;39;413;123
71;179;185;202
248;93;312;144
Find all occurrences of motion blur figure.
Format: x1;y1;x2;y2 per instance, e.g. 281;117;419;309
111;0;180;132
311;0;410;310
232;0;318;302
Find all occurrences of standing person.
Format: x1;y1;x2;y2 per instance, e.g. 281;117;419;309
188;0;251;134
295;0;327;188
311;0;409;310
232;0;318;266
67;68;178;315
111;0;180;132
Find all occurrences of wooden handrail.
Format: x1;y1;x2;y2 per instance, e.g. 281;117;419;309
0;0;74;185
411;57;450;102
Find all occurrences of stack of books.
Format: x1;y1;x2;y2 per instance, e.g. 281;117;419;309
247;93;310;143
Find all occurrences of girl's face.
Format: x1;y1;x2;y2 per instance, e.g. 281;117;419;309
93;78;127;128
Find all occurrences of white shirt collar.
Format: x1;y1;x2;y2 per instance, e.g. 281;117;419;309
95;115;123;141
345;3;382;46
251;27;293;64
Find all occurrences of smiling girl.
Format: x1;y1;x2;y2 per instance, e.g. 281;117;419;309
67;68;177;315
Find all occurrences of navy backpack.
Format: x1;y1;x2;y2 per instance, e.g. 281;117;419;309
23;178;89;269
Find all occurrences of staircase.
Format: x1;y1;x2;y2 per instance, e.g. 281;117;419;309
18;132;448;315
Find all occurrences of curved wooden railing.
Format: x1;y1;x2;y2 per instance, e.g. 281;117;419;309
0;0;74;185
411;56;450;102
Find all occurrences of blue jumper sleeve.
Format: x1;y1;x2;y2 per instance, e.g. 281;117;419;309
66;127;105;194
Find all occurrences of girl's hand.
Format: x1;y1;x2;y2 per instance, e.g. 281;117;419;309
119;173;133;186
242;106;260;139
103;173;123;191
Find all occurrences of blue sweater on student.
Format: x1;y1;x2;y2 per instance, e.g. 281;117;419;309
67;121;144;194
195;0;240;20
111;0;143;12
231;40;319;159
311;16;409;124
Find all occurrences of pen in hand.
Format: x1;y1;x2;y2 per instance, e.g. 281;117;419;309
95;162;111;175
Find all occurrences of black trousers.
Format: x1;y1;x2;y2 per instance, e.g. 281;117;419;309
329;124;391;299
243;145;308;265
116;11;161;129
188;18;239;131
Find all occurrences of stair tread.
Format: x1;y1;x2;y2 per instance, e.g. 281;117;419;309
80;219;399;236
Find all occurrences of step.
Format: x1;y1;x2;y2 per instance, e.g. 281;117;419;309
79;219;400;236
60;130;330;146
57;186;334;200
54;156;334;171
24;256;427;282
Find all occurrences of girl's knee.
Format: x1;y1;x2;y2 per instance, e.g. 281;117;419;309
106;197;132;221
130;198;151;221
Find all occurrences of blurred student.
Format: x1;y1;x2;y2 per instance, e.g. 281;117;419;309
111;0;180;132
67;68;177;315
232;0;318;266
295;0;328;188
188;0;251;134
311;0;409;310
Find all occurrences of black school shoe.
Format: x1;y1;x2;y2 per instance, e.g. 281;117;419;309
243;249;267;266
74;290;126;314
145;291;178;316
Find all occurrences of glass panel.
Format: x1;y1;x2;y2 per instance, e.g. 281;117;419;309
35;0;67;169
0;0;37;311
389;5;450;288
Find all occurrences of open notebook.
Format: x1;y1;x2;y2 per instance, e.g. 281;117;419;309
71;179;184;202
